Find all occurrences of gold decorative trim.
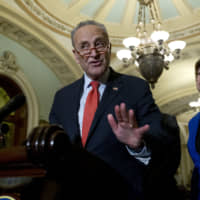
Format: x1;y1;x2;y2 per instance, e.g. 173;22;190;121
15;0;72;37
0;51;19;73
170;23;200;41
15;0;200;47
0;16;78;84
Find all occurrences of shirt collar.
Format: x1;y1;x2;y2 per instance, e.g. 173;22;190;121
83;67;110;89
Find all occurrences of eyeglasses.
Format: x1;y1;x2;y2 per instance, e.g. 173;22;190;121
75;41;110;58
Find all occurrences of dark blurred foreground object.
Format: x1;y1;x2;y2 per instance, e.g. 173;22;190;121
143;113;186;200
0;123;9;148
0;124;129;200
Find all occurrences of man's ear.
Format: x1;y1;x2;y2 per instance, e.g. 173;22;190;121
72;49;80;64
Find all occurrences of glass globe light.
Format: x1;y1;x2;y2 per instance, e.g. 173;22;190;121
116;49;132;61
168;40;186;51
164;54;174;62
189;101;200;108
123;37;140;49
151;30;169;42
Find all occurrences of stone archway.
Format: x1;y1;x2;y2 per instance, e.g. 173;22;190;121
0;50;39;137
0;74;27;147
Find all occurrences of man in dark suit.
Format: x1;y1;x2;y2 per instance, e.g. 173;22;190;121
48;20;174;200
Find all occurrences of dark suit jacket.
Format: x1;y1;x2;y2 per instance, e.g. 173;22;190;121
48;68;170;199
143;113;182;200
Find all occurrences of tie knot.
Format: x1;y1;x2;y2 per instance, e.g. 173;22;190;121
90;81;99;89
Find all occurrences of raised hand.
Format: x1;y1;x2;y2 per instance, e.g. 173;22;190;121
107;102;149;149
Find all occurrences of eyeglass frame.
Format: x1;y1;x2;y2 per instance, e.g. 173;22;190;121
74;42;111;59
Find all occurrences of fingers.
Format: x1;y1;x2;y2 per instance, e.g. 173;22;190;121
114;103;128;123
107;104;150;147
107;114;118;132
114;103;135;127
108;102;148;131
119;103;129;123
138;124;150;134
114;104;122;122
128;109;135;128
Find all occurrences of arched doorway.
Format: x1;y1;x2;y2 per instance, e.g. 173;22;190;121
0;74;27;148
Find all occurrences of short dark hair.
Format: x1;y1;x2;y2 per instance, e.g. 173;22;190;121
71;20;109;48
195;59;200;75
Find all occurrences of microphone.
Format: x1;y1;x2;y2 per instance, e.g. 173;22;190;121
0;94;26;123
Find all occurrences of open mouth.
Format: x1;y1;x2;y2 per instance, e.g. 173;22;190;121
89;60;102;67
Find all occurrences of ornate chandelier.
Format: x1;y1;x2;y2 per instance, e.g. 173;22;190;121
116;0;186;88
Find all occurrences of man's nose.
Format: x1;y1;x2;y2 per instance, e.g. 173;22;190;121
90;47;99;56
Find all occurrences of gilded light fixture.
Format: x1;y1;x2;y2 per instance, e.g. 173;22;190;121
116;0;186;88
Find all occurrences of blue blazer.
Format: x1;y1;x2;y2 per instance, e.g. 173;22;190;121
188;112;200;200
49;68;168;199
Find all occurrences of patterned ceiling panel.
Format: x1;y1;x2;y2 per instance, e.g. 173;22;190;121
159;0;179;19
62;0;73;4
16;0;200;41
187;0;200;8
60;0;200;24
81;0;104;17
105;0;127;22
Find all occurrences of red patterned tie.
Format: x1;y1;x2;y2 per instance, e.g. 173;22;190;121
82;81;100;147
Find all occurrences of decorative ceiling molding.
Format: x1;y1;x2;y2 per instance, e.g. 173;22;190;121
170;23;200;41
0;51;19;73
160;93;199;116
15;0;200;47
16;0;72;36
0;16;77;85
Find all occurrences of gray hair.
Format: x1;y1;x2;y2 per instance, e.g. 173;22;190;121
71;20;109;48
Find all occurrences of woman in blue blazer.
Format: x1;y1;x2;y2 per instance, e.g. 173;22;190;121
188;59;200;200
